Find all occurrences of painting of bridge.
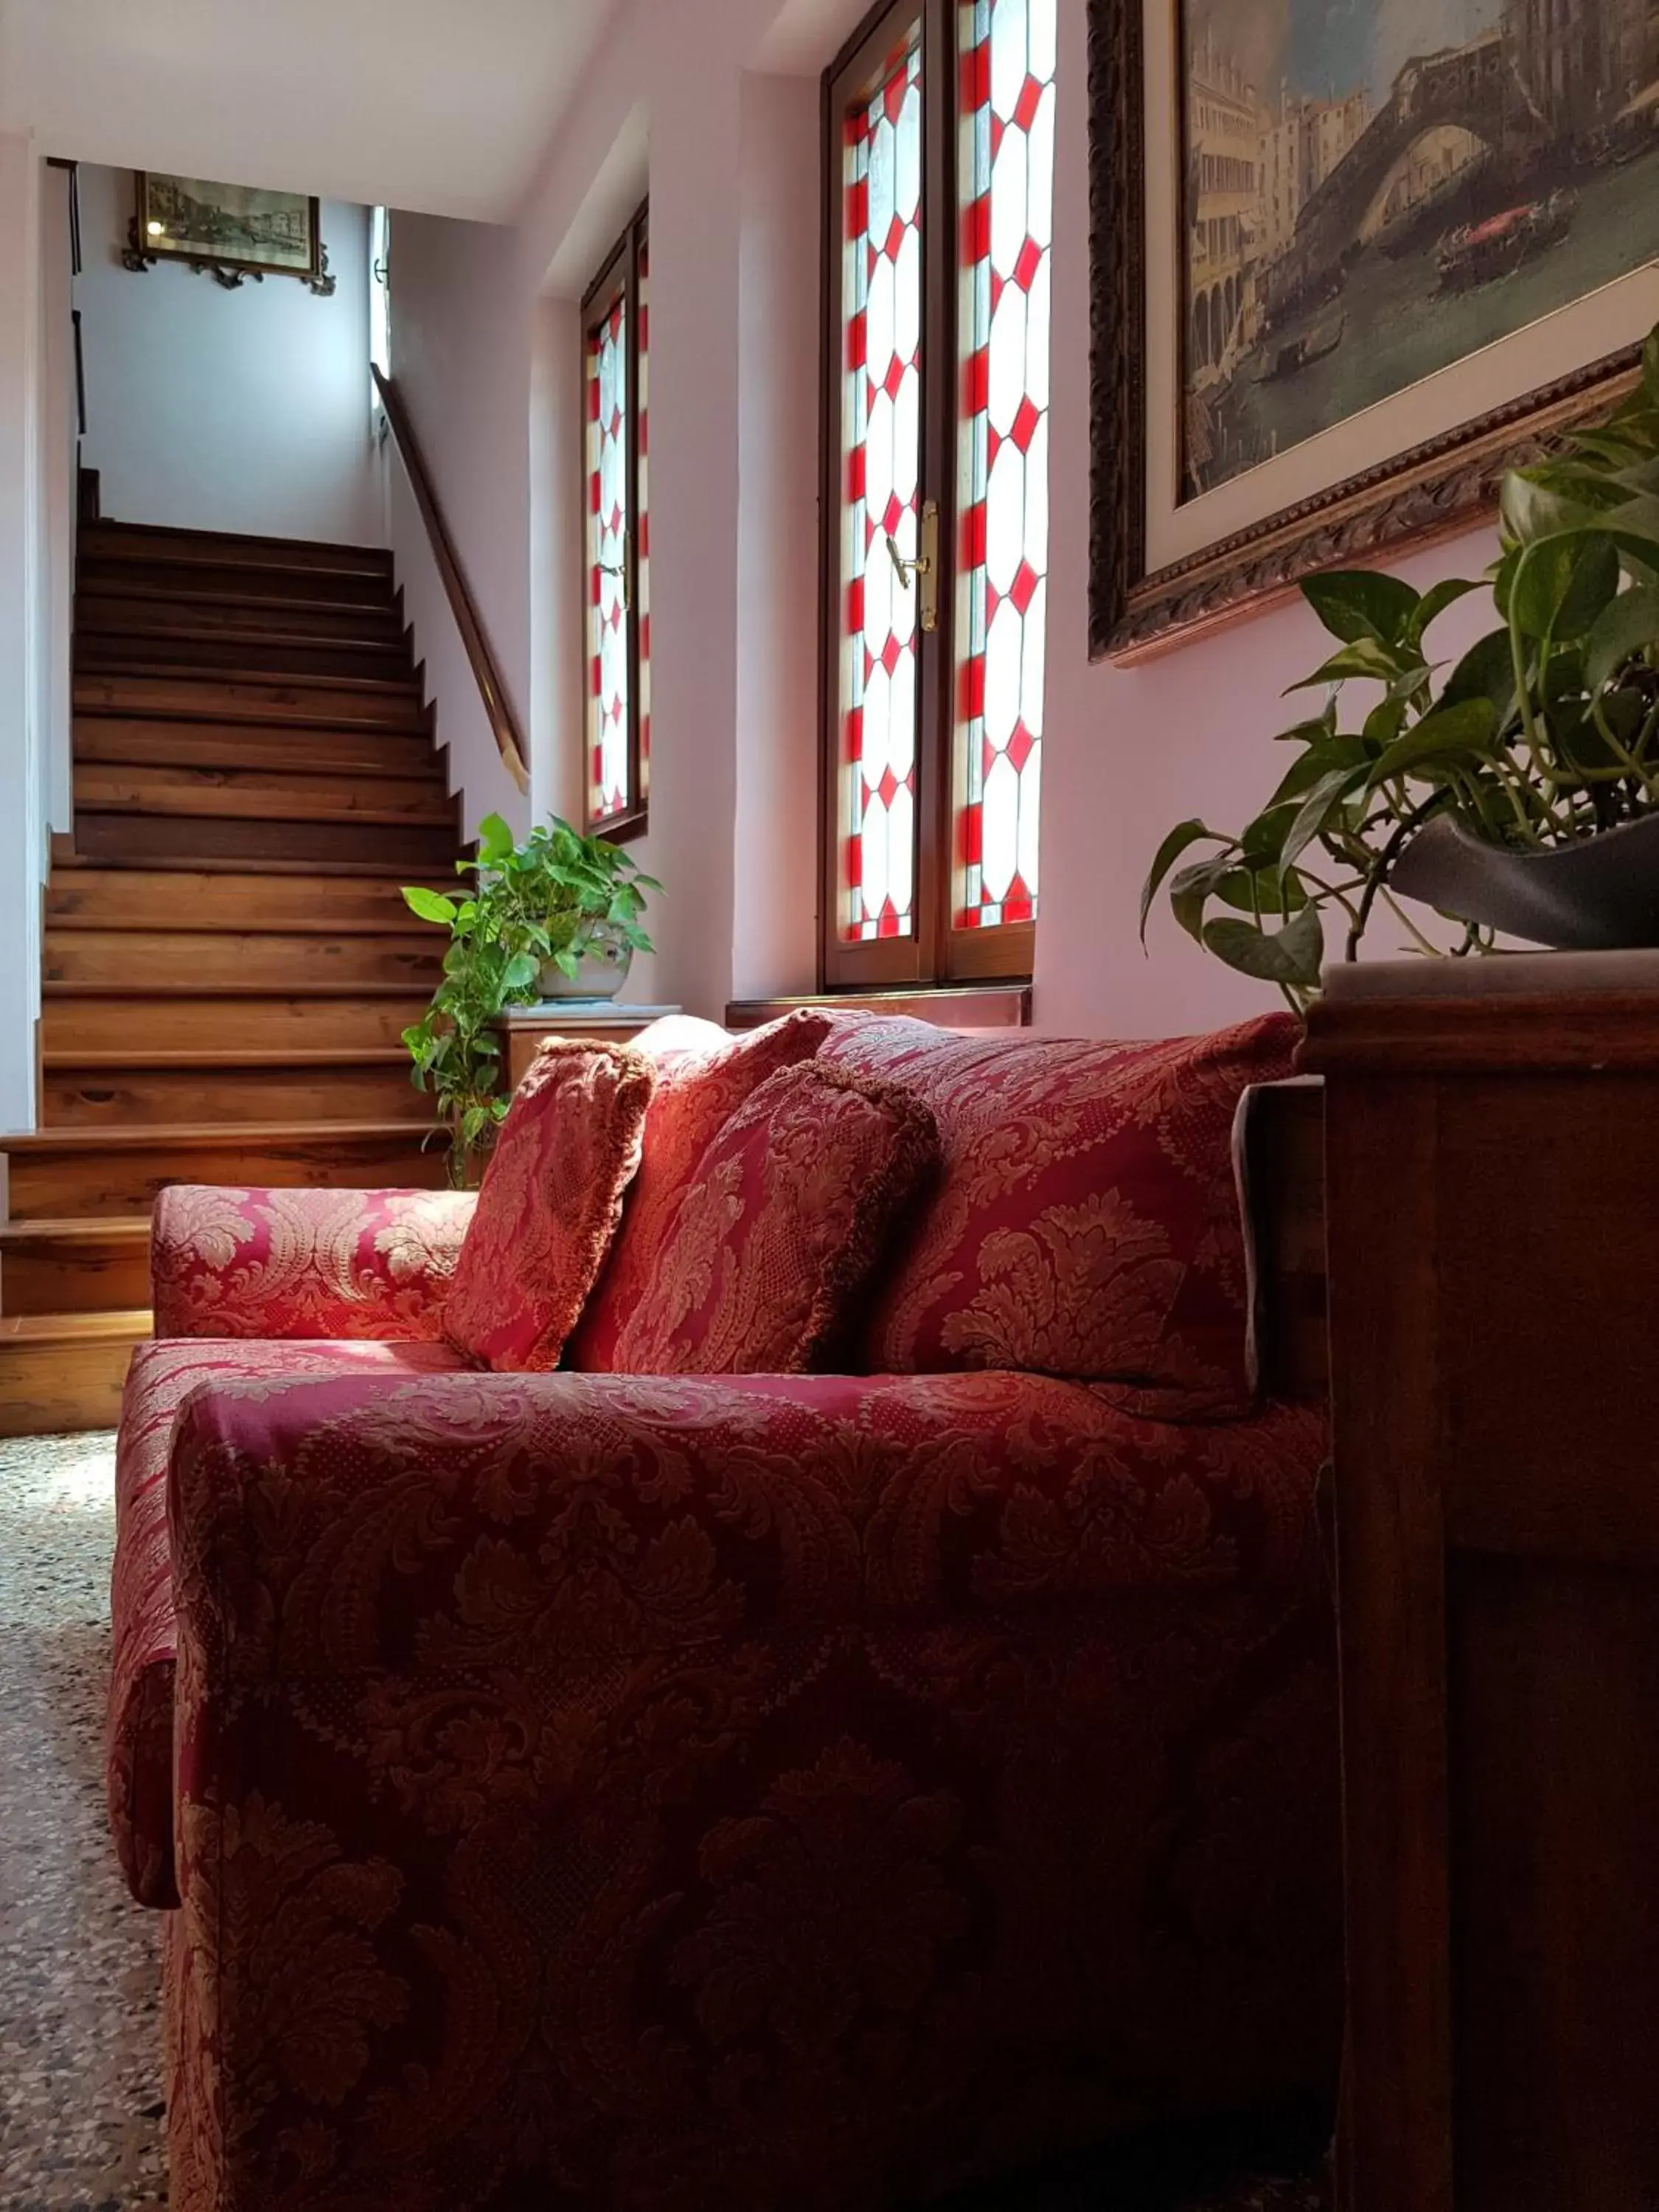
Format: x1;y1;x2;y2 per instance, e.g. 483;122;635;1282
1180;0;1659;500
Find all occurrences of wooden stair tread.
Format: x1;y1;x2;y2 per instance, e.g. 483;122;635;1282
76;667;422;699
0;1308;153;1343
0;1216;150;1245
41;1048;412;1068
79;580;397;616
49;844;454;880
82;519;390;568
45;980;439;999
74;764;455;827
2;1119;434;1153
73;723;441;779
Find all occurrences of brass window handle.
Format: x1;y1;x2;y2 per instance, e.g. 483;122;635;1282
884;499;940;634
597;529;632;612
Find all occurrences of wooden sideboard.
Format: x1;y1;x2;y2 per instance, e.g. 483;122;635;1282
493;1004;681;1090
1302;958;1659;2212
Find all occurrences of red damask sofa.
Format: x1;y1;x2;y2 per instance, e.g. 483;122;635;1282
107;1012;1342;2212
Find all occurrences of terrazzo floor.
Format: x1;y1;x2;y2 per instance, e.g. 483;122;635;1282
0;1433;165;2211
0;1429;1329;2212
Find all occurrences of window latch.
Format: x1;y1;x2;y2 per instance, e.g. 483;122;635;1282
598;529;632;613
884;499;939;634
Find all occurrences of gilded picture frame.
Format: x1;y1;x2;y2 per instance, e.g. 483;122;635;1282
1090;0;1659;663
123;173;334;296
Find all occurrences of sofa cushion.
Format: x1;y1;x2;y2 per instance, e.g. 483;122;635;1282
151;1184;476;1340
568;1009;835;1371
818;1012;1300;1417
107;1335;468;1909
444;1037;655;1371
611;1062;939;1374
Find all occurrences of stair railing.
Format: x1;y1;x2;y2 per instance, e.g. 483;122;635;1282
372;364;529;796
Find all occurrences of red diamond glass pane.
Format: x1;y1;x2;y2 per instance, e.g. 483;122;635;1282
637;237;651;808
955;0;1054;932
585;293;630;827
838;32;923;944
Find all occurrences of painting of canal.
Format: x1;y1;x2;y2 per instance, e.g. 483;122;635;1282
1180;0;1659;501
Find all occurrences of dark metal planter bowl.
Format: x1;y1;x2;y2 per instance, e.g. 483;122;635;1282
1389;810;1659;951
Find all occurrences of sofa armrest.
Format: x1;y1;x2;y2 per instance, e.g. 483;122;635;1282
151;1183;476;1343
161;1371;1340;2207
169;1368;1328;1674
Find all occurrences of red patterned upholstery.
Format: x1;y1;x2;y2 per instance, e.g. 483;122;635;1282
164;1368;1340;2212
612;1063;939;1374
108;1337;468;1908
443;1038;655;1371
151;1185;476;1342
110;1012;1340;2211
819;1013;1299;1419
568;1009;835;1371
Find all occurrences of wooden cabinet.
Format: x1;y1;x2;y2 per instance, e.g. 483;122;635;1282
1302;959;1659;2212
494;1004;681;1091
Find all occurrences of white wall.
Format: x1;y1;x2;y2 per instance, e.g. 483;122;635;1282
74;165;379;546
0;133;46;1132
378;209;532;838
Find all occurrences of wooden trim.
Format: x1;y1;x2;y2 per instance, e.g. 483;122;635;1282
819;0;1037;991
820;1;930;993
1301;989;1659;1077
727;984;1031;1030
580;209;650;844
372;366;529;796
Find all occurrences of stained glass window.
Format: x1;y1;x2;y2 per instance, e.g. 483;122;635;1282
636;235;652;808
582;209;648;838
585;292;630;828
838;32;924;944
955;0;1054;931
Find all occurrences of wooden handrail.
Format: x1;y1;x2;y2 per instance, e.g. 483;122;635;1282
372;364;529;795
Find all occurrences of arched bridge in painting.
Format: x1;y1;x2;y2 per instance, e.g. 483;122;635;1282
1291;34;1545;277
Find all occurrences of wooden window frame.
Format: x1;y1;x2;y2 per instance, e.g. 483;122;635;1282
818;0;1037;993
581;201;650;845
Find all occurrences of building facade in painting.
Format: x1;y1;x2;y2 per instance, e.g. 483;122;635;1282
1186;38;1265;392
1503;0;1658;133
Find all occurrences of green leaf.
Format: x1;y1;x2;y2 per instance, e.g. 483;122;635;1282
1585;584;1659;693
1201;901;1325;989
503;952;540;995
1169;854;1240;945
476;812;515;866
1509;532;1619;641
1214;865;1308;917
1363;698;1408;752
403;885;459;927
1265;734;1370;808
1500;470;1599;548
1140;819;1228;942
1277;763;1371;884
1301;568;1421;648
1366;698;1500;790
1408;577;1481;645
1442;627;1518;724
1287;636;1407;691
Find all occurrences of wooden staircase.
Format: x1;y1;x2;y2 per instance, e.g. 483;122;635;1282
0;520;460;1436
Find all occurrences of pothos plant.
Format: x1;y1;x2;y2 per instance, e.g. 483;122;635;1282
403;814;659;1183
1143;321;1659;1010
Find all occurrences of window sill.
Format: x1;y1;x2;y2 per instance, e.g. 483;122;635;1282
725;984;1031;1034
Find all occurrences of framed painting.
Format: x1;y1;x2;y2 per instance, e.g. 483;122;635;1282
122;174;334;295
1091;0;1659;660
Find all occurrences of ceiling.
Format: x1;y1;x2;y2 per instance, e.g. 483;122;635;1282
0;0;621;221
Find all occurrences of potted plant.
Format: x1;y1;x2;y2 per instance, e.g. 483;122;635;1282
402;813;658;1183
1143;323;1659;1009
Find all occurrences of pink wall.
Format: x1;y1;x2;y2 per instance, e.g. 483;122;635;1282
386;0;1517;1038
1034;1;1500;1037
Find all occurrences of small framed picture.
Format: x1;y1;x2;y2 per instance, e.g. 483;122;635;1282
125;174;332;293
